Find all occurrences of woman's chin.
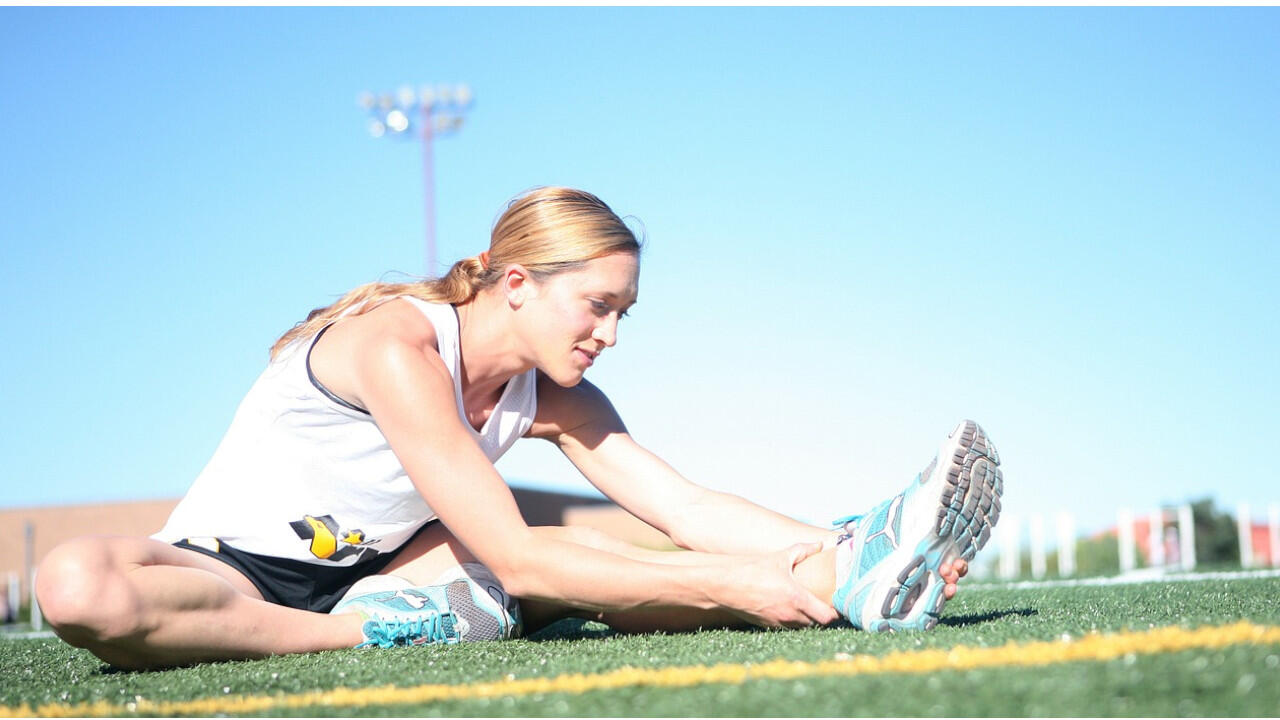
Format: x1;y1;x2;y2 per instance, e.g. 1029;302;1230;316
547;367;587;388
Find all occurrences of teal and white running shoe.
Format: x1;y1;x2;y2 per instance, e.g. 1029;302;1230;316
331;578;518;648
831;419;1003;633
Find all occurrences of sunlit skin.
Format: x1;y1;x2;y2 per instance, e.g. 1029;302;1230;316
34;250;976;671
483;254;973;615
494;255;971;607
456;253;971;616
499;251;639;389
943;559;968;598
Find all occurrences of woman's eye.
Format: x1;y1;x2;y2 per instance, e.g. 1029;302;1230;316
588;299;630;319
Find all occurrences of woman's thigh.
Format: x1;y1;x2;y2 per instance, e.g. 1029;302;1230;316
41;534;264;601
377;521;480;584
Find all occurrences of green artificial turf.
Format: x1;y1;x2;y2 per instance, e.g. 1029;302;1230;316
2;576;1279;717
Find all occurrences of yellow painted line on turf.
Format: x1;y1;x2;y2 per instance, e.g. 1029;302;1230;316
5;621;1280;718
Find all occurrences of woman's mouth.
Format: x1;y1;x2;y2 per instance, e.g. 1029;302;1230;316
575;347;597;367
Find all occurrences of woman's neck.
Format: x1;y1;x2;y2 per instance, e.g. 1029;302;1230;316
453;294;532;398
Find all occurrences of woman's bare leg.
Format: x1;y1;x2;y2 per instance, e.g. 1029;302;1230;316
36;536;365;669
37;525;969;669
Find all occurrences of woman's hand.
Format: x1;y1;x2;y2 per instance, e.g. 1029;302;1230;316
719;542;840;629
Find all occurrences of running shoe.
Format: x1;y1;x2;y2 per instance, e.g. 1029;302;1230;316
830;419;1003;632
331;578;516;648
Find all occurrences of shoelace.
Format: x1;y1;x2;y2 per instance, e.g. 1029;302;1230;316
832;469;931;541
831;489;903;543
358;610;458;649
831;513;863;542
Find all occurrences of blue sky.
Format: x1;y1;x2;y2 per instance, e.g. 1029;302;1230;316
2;8;1277;539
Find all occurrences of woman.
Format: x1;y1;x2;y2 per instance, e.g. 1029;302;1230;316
36;187;1001;669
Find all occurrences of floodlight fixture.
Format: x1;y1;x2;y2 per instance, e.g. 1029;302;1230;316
385;109;411;134
434;114;464;133
358;82;476;276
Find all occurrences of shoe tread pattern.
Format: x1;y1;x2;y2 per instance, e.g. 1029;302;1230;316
871;420;1003;633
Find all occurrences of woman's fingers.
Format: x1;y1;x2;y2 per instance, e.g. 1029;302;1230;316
786;541;826;568
748;543;839;628
782;542;839;626
940;558;969;584
941;565;956;585
731;543;840;629
939;557;969;600
799;589;840;626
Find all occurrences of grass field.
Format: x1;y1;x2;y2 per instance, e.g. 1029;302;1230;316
3;571;1279;717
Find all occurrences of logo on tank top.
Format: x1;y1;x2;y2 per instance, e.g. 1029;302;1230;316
289;514;380;562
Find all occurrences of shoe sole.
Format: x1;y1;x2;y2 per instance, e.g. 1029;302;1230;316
866;419;1003;632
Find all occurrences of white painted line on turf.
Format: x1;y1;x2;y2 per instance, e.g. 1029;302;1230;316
970;567;1280;591
0;629;55;641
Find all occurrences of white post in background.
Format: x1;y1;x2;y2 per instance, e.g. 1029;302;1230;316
29;568;41;631
1178;503;1196;571
1056;512;1076;577
1118;509;1136;573
1268;504;1279;569
1237;503;1253;569
1029;514;1047;579
1148;508;1165;568
24;520;41;630
999;514;1021;580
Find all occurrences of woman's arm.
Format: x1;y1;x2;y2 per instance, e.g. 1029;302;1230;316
530;375;841;556
339;306;837;627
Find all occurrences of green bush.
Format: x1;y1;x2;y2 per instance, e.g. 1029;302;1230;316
1190;497;1241;566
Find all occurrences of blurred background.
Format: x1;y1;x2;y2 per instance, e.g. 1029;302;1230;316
2;8;1277;613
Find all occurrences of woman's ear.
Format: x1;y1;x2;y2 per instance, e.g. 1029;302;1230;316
502;264;534;309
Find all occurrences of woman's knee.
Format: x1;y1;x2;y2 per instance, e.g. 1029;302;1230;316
36;536;145;645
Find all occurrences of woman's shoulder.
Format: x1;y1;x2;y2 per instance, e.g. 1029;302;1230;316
363;297;442;344
321;297;444;363
527;372;621;439
303;297;455;416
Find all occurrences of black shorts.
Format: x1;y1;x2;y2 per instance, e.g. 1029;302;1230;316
173;521;437;613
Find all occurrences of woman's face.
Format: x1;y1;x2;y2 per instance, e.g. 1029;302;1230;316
520;251;639;387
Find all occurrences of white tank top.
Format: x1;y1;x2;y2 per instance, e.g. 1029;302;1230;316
153;297;538;565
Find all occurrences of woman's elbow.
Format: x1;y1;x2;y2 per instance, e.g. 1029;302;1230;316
482;551;538;600
664;525;698;551
659;506;703;551
492;569;533;600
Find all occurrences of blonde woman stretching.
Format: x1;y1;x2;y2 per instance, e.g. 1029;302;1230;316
35;188;1003;670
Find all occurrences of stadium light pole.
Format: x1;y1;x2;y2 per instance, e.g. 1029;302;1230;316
358;83;474;277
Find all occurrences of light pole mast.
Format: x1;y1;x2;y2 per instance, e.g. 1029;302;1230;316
359;83;473;277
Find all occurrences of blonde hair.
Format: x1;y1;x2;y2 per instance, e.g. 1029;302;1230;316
269;187;642;359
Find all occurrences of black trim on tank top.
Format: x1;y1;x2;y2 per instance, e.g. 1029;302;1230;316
306;324;371;415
